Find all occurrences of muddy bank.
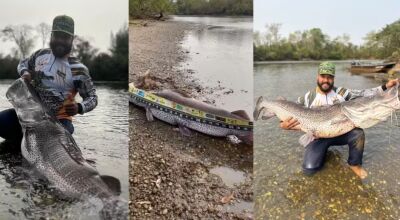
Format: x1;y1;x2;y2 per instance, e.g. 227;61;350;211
129;19;253;219
129;19;202;96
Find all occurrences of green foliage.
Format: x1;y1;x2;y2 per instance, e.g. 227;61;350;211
174;0;252;16
255;20;400;61
129;0;174;19
363;19;400;60
254;24;379;61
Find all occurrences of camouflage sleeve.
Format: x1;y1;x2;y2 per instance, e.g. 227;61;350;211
73;66;98;114
345;86;384;100
17;49;41;76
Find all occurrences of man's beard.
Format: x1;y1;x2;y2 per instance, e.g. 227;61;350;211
50;41;72;58
317;81;334;93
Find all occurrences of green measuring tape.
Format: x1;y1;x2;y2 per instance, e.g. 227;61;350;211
129;83;253;131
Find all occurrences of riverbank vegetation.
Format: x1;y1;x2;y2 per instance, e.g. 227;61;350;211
254;19;400;61
129;0;252;19
0;24;128;81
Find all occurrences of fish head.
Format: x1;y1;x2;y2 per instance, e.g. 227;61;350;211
6;79;47;124
259;107;276;120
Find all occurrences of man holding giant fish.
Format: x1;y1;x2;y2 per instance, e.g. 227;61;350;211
255;62;399;179
0;15;97;142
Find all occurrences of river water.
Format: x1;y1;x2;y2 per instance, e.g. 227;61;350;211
254;61;400;219
0;80;128;219
169;16;254;215
172;16;253;117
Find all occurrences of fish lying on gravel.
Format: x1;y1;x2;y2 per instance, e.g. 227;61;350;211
129;83;253;144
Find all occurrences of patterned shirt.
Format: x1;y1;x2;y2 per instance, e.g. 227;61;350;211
17;49;98;120
298;85;384;108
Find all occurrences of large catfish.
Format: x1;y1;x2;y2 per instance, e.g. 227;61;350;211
6;78;126;219
254;84;400;146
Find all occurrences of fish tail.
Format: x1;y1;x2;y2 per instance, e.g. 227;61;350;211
253;96;265;120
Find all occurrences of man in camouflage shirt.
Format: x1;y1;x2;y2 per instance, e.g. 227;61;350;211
0;15;97;143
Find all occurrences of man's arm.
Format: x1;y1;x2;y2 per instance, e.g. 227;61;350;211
74;67;98;114
345;78;399;100
280;94;308;130
17;49;42;81
280;117;301;130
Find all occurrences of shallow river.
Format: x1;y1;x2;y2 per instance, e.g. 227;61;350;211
0;80;128;219
254;61;400;219
173;16;253;117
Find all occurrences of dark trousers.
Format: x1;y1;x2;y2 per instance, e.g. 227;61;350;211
0;108;74;143
302;128;365;175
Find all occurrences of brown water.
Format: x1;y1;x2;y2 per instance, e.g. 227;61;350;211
254;61;400;219
210;166;246;187
0;80;128;219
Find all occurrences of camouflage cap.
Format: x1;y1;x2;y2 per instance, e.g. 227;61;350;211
318;61;335;76
52;15;74;36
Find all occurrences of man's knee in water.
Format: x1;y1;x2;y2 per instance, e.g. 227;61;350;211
302;164;322;176
302;141;328;176
351;128;365;139
349;128;365;150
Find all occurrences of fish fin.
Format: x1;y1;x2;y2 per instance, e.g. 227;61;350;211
299;132;315;147
178;124;192;136
231;110;250;120
145;107;154;121
101;175;121;196
276;96;287;101
329;118;350;125
227;135;242;144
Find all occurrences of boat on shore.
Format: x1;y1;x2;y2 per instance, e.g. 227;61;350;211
350;61;396;74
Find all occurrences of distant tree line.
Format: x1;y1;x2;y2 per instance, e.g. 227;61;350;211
75;26;128;81
0;24;128;81
130;0;174;19
254;19;400;61
174;0;252;16
129;0;252;19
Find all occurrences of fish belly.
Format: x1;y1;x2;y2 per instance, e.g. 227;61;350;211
302;116;355;138
150;108;244;137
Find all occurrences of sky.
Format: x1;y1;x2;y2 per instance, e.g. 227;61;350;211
0;0;127;55
254;0;400;45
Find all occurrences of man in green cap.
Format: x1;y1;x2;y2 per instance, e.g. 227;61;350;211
280;61;399;179
0;15;97;143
